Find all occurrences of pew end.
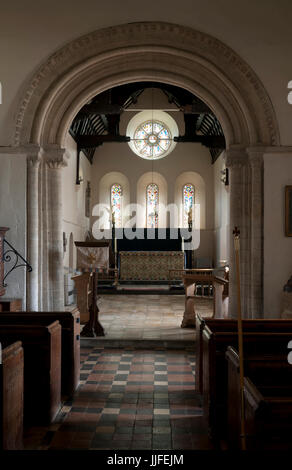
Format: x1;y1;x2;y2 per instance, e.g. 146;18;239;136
0;341;24;450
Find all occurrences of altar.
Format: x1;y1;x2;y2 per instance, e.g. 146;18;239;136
119;251;184;281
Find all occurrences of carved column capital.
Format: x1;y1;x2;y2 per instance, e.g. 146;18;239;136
225;148;247;168
41;145;67;169
246;147;264;168
24;144;41;167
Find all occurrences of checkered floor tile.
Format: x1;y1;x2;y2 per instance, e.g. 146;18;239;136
24;347;213;450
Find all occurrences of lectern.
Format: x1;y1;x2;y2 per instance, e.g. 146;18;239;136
74;241;109;337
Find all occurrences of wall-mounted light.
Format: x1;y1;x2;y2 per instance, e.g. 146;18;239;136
63;232;67;252
220;168;229;186
76;176;83;184
76;147;84;185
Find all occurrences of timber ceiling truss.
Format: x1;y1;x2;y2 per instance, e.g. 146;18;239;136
70;82;225;164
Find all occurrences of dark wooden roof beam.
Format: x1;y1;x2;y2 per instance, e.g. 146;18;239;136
174;135;225;148
184;114;199;137
76;134;130;148
76;103;123;117
181;102;211;114
106;114;120;136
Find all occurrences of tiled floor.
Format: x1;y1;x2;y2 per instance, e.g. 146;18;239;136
96;294;213;341
24;347;213;450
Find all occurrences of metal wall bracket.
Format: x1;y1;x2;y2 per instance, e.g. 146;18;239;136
3;239;32;287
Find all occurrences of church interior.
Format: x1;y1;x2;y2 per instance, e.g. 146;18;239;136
0;0;292;454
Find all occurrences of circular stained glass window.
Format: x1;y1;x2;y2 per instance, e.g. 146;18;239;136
132;120;171;159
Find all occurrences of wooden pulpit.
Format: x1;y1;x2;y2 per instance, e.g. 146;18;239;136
73;241;109;337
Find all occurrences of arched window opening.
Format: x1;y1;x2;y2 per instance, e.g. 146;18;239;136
183;184;195;227
111;184;123;227
146;183;159;228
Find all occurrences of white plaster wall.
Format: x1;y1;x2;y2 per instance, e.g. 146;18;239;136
62;134;91;271
90;89;215;259
213;152;230;268
264;152;292;317
0;1;291;146
91;91;214;216
0;154;26;306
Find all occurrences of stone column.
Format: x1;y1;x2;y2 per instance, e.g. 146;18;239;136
26;145;41;311
225;149;249;318
42;146;67;311
247;148;264;318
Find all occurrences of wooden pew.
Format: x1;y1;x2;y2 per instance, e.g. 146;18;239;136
0;322;61;425
0;299;22;312
0;309;80;397
244;377;292;450
202;327;292;441
196;315;238;394
196;314;292;394
226;346;291;449
0;341;24;449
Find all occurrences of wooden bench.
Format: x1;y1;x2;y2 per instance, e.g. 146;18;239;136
0;322;61;425
196;315;239;394
0;341;24;449
196;314;292;394
202;327;292;441
0;299;22;312
226;346;291;449
0;309;80;397
244;377;292;450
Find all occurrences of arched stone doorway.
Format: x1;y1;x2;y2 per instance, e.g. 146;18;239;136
15;22;279;315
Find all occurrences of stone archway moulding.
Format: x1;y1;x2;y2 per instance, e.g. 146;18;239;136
15;22;279;148
14;22;280;316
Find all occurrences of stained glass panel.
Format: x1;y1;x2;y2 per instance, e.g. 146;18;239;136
111;184;122;228
133;120;171;159
146;183;159;228
183;184;195;227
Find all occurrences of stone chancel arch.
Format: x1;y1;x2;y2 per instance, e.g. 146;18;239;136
15;22;280;316
15;22;279;148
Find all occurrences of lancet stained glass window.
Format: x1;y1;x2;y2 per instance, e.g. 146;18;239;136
111;184;122;228
146;183;159;228
183;184;195;227
133;120;171;159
